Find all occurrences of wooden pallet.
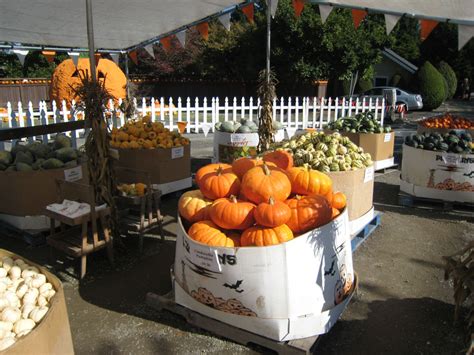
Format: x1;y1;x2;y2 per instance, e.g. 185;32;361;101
146;291;322;354
0;220;47;246
351;211;382;252
398;192;474;216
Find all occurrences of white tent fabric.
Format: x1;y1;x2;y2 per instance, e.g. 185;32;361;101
0;0;243;51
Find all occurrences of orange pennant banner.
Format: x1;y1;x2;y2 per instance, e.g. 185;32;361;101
352;9;367;29
42;50;56;63
129;50;138;65
160;36;172;52
242;3;254;24
197;22;209;41
420;19;438;41
292;0;305;18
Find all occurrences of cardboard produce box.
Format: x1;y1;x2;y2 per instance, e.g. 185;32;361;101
335;131;395;162
326;166;374;221
0;164;88;216
174;210;354;341
401;144;474;203
0;249;74;355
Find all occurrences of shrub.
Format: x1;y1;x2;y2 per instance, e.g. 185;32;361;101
416;61;446;110
356;78;373;94
437;61;457;100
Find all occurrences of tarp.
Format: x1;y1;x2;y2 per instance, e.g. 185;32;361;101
0;0;244;51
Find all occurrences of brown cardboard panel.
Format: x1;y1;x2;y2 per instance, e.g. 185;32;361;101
342;132;395;161
115;145;191;185
0;164;89;216
326;168;374;221
1;249;74;355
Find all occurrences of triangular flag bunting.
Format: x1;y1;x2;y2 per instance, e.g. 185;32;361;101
160;37;172;52
67;52;80;67
110;53;120;65
286;127;297;139
292;0;305;18
352;9;367;29
129;50;138;65
384;14;400;35
270;0;279;18
94;53;101;66
13;49;28;66
420;19;438;41
318;4;333;24
201;123;212;137
144;44;155;58
219;12;232;31
458;24;474;50
242;3;254;24
42;50;56;63
176;30;186;48
197;22;209;41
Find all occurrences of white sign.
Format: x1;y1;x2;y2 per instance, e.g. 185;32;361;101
188;245;222;273
171;146;184;159
364;166;374;183
230;134;249;145
442;153;461;166
64;166;83;182
384;133;392;142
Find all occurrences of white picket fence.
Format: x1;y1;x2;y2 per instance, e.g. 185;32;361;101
0;96;385;144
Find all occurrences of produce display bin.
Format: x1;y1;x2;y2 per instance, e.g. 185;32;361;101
173;210;354;341
416;126;474;135
400;144;474;203
0;249;74;355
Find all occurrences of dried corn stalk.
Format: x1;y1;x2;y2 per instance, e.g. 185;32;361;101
257;69;278;153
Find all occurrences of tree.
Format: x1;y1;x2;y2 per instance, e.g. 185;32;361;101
416;61;446;110
437;61;457;99
0;51;67;78
388;18;421;64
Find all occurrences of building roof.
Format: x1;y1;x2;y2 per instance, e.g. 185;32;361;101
382;48;419;74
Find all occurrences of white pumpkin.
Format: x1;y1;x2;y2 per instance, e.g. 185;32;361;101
0;336;15;351
1;307;20;323
29;306;48;323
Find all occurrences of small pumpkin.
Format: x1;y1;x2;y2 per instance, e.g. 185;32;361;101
331;207;341;219
178;190;212;223
241;224;294;247
195;163;232;185
285;195;332;234
227;231;241;247
263;150;294;170
287;166;332;196
231;157;275;180
198;165;240;200
332;192;347;210
209;196;256;230
241;164;291;204
188;220;237;247
254;197;291;228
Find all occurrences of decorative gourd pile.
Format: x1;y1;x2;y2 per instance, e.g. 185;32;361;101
0;135;82;172
404;131;473;154
117;183;147;197
179;151;347;248
419;113;473;129
215;118;284;134
325;111;391;133
272;131;373;172
0;256;56;351
110;115;189;149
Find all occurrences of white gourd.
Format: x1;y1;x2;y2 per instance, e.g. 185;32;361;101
37;295;48;307
39;283;52;294
22;288;39;305
0;299;8;312
0;321;13;332
0;282;6;293
0;277;12;286
13;259;26;267
16;283;28;299
21;267;38;279
13;319;35;335
1;258;13;272
8;266;21;280
0;329;9;340
21;304;35;319
1;308;20;323
42;289;56;302
0;336;16;351
28;274;46;289
4;291;19;308
29;306;48;323
0;268;7;278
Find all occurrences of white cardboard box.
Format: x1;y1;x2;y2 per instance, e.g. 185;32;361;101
173;209;354;341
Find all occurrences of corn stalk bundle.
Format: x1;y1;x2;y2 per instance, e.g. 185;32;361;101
257;69;278;153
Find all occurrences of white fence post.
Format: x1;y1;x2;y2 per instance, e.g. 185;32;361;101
232;97;237;121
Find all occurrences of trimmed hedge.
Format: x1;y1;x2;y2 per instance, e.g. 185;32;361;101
437;61;457;100
416;61;446;111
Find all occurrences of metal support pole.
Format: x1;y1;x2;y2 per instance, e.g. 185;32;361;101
86;0;97;82
266;0;271;83
125;54;130;97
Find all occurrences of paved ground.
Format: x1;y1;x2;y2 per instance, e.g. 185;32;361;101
0;99;473;354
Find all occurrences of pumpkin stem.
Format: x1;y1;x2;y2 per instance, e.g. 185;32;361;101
262;163;271;175
268;196;275;205
216;166;223;176
230;195;238;203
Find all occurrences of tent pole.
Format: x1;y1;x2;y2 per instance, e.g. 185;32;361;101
125;54;130;97
266;0;271;83
85;0;97;82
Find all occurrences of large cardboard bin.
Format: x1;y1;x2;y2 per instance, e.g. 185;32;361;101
0;164;88;216
401;144;474;203
0;249;74;355
329;131;395;162
174;210;354;341
115;145;192;195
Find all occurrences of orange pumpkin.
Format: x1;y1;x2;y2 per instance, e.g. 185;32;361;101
263;150;294;170
195;163;232;185
198;165;240;200
50;58;126;104
231;157;275;180
227;231;241;247
188;220;237;247
331;207;341;219
241;224;294;247
209;196;256;230
323;190;334;205
285;195;332;234
178;190;212;223
241;164;291;204
287;166;332;196
332;192;347;210
254;196;291;228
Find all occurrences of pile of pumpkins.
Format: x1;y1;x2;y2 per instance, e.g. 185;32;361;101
110;115;190;149
179;150;347;247
215;118;284;134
